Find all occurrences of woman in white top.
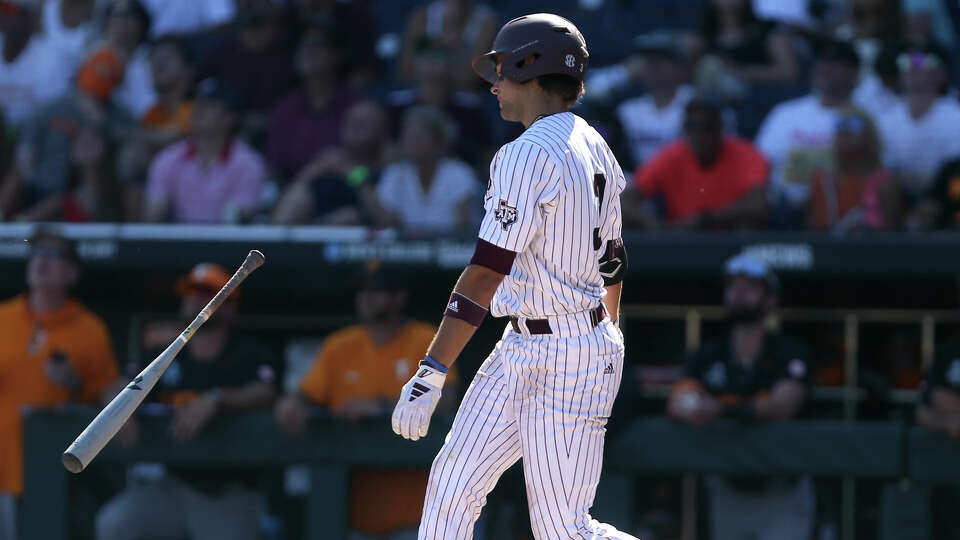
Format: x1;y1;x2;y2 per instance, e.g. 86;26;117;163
375;105;480;233
877;45;960;199
43;0;95;66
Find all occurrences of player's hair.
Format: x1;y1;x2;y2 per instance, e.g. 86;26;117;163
535;74;585;107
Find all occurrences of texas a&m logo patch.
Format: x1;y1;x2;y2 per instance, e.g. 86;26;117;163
494;200;518;230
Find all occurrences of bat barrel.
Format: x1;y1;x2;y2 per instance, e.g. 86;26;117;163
60;363;164;473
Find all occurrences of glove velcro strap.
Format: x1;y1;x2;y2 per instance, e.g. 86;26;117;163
420;354;448;373
414;365;447;390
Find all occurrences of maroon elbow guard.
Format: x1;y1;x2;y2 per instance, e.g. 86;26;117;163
470;238;516;275
444;292;488;327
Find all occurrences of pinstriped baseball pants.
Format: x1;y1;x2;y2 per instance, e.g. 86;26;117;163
418;320;638;540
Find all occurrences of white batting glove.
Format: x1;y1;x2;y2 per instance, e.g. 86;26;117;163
392;361;447;441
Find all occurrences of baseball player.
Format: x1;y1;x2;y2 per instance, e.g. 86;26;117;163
391;13;637;540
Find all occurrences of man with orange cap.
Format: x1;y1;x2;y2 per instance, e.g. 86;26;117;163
95;262;280;540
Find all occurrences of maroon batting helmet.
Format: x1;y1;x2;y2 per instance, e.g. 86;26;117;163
472;13;589;85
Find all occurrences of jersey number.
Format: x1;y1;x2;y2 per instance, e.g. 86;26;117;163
592;173;606;250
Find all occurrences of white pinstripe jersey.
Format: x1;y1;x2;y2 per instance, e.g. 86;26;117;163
478;112;626;319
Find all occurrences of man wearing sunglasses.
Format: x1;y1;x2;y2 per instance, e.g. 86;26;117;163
0;226;120;540
876;43;960;213
667;254;815;540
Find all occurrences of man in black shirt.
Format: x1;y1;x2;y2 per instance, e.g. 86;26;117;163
667;254;815;540
916;326;960;539
95;263;280;540
917;339;960;436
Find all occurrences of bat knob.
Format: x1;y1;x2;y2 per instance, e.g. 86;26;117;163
62;452;85;474
246;250;266;270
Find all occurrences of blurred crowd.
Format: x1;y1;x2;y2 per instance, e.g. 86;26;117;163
0;0;959;234
5;0;960;539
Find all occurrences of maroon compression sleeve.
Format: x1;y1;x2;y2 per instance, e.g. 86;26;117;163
470;238;516;275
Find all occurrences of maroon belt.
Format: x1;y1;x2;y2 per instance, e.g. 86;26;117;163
510;305;606;335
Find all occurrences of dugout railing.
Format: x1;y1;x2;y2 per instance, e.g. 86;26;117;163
22;411;960;540
620;303;960;540
19;305;960;540
6;222;960;539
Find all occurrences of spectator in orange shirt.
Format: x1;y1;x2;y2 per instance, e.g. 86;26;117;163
275;261;459;540
626;97;769;229
0;227;120;540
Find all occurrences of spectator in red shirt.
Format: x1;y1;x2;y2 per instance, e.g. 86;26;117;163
627;97;768;229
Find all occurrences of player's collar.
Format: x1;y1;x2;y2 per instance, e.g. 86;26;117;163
531;111;571;128
532;113;555;124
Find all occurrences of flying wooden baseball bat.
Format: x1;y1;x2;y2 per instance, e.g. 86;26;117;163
61;250;266;473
